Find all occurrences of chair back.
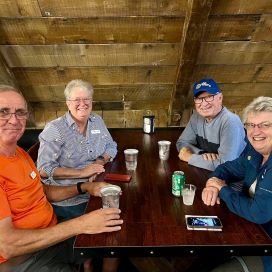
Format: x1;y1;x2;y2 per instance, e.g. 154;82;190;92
27;142;40;162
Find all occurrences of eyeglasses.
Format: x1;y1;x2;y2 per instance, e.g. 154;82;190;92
194;95;216;104
0;108;29;120
67;98;92;104
244;122;272;130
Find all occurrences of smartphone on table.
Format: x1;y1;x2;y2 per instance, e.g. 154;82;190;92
185;215;223;231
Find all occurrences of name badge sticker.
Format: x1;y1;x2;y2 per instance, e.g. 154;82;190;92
30;171;37;179
91;129;101;134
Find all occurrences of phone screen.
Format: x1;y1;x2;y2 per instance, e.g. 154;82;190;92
186;216;222;228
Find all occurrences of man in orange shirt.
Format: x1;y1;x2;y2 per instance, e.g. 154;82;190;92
0;85;123;271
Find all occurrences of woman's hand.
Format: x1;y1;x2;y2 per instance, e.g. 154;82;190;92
202;186;220;206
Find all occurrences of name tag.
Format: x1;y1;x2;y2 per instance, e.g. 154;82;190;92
91;129;101;134
30;171;37;179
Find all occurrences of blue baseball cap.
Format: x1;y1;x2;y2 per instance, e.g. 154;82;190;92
192;79;221;97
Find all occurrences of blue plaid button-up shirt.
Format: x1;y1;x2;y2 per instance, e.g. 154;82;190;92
37;112;117;206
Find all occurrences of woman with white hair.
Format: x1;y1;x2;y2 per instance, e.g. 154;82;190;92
202;96;272;271
37;79;118;272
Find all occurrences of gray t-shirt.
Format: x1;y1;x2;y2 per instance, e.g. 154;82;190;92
176;107;246;171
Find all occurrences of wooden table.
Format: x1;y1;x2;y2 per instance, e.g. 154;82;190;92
74;129;272;258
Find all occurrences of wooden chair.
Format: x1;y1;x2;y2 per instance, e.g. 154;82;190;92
27;141;40;162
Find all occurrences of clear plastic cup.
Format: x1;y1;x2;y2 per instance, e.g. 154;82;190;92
124;149;139;171
100;185;121;208
158;140;171;160
182;184;196;206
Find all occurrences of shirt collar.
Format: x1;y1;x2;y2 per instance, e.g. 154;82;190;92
65;111;95;127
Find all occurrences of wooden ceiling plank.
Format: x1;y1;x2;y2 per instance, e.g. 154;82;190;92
211;0;272;15
192;64;267;83
204;15;260;42
0;17;184;45
38;0;187;17
198;41;272;65
21;84;173;103
11;66;176;86
0;53;17;86
0;44;180;67
252;14;272;42
0;0;42;17
169;0;213;126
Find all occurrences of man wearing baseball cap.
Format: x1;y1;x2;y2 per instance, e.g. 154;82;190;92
176;78;246;171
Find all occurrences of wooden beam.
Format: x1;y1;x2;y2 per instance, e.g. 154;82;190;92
169;0;213;126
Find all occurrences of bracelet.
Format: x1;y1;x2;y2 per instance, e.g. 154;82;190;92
76;182;85;194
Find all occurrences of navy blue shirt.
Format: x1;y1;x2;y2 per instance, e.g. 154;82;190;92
211;143;272;271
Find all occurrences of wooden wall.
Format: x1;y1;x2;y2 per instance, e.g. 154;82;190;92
0;0;271;128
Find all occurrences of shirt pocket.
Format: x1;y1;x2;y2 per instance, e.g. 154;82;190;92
90;133;110;157
60;144;88;168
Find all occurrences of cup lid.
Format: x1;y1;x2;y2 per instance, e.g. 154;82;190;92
100;185;121;194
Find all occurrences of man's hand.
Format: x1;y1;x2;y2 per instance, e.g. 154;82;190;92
82;181;109;197
202;153;219;161
178;147;193;162
77;208;123;234
81;163;105;178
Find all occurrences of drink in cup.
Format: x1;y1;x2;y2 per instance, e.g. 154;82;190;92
124;149;139;171
100;185;121;208
158;140;171;160
182;184;196;205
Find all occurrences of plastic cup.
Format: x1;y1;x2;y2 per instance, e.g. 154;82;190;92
182;184;196;206
158;140;171;160
124;149;139;171
100;185;121;208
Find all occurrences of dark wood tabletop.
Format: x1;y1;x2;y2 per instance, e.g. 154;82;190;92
74;129;272;258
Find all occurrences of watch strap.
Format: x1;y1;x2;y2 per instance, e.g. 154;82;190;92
77;182;85;194
97;155;105;161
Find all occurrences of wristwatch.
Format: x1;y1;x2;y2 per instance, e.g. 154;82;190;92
97;155;106;162
77;182;85;194
97;155;113;163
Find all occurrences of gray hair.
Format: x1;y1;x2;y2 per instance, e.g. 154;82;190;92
0;84;19;93
0;84;27;109
64;79;94;100
243;96;272;123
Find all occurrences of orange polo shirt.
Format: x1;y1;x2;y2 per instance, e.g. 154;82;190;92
0;146;57;263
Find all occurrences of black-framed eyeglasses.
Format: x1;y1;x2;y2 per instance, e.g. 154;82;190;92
244;122;272;130
194;94;216;104
0;108;29;120
67;97;92;104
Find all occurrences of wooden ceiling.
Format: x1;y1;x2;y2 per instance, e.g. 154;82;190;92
0;0;271;128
